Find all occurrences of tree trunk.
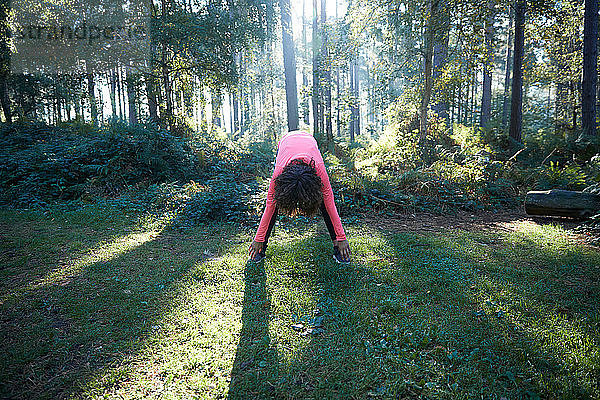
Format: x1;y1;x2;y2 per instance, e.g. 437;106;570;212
480;0;495;128
115;68;121;118
0;73;11;123
109;70;117;118
472;69;477;125
335;0;341;136
336;66;341;136
312;0;321;140
525;189;600;218
349;62;355;141
301;0;310;126
86;69;98;126
232;88;239;138
281;0;299;131
127;67;138;124
432;1;450;126
509;0;526;144
212;90;222;128
572;81;578;129
162;62;173;129
582;0;598;136
0;0;10;123
502;5;514;128
420;0;438;140
321;0;333;149
351;60;360;140
146;74;159;124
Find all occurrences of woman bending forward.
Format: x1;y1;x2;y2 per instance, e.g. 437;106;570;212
249;130;351;263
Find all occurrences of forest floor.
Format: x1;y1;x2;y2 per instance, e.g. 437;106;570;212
1;205;599;399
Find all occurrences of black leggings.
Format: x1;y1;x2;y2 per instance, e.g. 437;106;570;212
262;203;337;248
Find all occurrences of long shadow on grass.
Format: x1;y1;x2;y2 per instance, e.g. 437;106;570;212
0;208;143;303
0;220;211;399
227;260;276;399
226;222;599;399
227;230;384;398
381;228;600;399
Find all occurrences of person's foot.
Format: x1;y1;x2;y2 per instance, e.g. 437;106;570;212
333;246;350;264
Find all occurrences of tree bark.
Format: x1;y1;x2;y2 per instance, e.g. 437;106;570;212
431;1;450;127
86;69;98;126
302;0;310;126
232;89;239;137
160;0;172;130
0;74;11;123
127;66;138;124
117;67;125;118
161;61;173;129
420;0;438;140
312;0;321;140
321;0;333;149
349;62;354;141
525;189;600;218
352;60;360;140
281;0;299;131
0;0;10;123
502;5;514;128
509;0;526;144
582;0;598;136
212;89;222;128
480;0;495;128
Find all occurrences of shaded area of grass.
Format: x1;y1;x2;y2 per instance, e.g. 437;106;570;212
1;206;599;399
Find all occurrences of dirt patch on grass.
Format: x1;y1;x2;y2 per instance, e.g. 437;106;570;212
363;208;598;249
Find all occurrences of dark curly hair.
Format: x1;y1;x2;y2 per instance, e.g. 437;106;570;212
274;159;323;217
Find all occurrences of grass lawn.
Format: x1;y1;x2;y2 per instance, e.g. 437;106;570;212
1;205;599;399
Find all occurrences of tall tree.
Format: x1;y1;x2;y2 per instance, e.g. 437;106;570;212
431;1;451;127
349;62;355;141
480;0;495;128
302;0;310;125
509;0;526;144
420;0;439;139
312;0;321;140
232;53;240;137
281;0;299;131
582;0;598;136
502;5;514;128
349;59;360;141
86;68;98;126
321;0;333;149
0;0;10;123
126;67;138;124
354;61;360;138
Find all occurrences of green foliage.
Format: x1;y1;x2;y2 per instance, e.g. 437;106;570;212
180;176;256;224
0;121;199;206
534;161;588;191
342;104;517;212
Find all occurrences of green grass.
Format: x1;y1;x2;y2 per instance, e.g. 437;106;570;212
1;206;599;399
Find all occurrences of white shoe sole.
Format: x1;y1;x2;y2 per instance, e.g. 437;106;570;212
333;254;350;264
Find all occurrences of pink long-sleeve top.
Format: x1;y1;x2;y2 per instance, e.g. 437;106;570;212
254;130;347;242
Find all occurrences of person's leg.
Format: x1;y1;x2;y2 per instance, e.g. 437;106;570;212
320;202;337;243
262;206;279;249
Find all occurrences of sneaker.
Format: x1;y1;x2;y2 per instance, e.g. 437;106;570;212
333;246;350;264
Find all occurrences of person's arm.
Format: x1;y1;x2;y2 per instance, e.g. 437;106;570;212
315;163;347;242
253;165;283;243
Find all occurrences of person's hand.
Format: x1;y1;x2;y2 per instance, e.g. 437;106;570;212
337;239;351;261
249;240;264;259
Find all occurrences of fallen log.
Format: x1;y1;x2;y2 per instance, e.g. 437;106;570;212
525;189;600;218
